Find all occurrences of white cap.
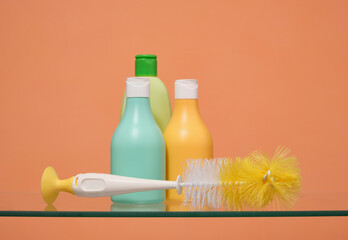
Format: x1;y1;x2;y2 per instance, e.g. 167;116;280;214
175;79;198;99
126;77;150;97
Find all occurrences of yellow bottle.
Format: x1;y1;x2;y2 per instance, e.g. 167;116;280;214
164;79;213;201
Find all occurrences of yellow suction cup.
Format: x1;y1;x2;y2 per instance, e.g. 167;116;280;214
41;167;75;204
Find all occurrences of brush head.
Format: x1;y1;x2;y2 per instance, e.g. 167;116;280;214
182;147;301;210
221;146;301;209
41;167;60;204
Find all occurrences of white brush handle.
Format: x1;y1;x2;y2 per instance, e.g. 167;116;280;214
72;173;183;198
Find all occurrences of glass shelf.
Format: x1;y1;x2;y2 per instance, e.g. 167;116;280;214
1;192;348;217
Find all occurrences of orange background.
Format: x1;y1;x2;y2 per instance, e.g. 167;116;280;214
0;0;347;239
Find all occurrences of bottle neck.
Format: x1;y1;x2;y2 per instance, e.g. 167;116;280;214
123;97;154;123
171;99;202;121
135;73;157;77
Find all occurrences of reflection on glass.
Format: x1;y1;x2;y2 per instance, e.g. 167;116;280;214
111;202;166;212
44;204;57;211
165;199;191;211
1;192;347;217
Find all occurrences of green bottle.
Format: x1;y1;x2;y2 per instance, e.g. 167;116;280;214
120;54;172;132
111;77;165;204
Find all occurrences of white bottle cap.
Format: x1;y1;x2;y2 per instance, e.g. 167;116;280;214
126;77;150;97
175;79;198;99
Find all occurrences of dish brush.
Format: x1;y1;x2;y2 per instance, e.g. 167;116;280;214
41;146;301;209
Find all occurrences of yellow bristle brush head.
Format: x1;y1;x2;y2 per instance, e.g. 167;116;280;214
219;146;301;210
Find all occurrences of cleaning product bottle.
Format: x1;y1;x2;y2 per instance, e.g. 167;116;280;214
164;79;213;201
120;54;172;132
111;77;165;204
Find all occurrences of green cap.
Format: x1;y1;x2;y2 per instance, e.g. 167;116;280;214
135;54;157;77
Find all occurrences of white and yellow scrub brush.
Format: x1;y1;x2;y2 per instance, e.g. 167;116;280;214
41;147;301;209
183;146;301;209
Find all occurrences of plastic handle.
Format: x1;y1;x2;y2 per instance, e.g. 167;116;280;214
72;173;182;198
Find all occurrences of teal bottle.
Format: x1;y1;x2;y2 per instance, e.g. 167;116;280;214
111;77;165;204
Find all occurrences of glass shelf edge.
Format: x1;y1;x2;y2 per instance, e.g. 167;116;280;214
1;210;348;218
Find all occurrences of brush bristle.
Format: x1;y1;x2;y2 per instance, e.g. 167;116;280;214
183;147;301;210
182;158;224;209
247;146;301;209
